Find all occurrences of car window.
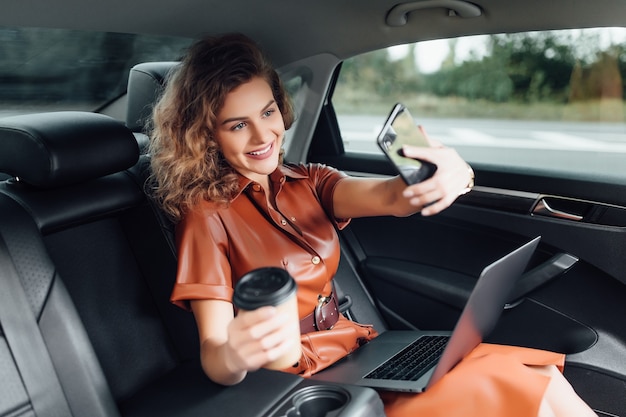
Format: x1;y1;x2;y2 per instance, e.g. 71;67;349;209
0;26;192;117
332;28;626;180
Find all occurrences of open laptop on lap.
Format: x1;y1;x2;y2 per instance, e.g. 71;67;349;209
311;236;541;392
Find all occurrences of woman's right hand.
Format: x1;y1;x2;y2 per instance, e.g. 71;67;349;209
192;298;299;385
223;306;298;373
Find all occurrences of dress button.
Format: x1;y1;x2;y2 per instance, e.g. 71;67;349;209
281;219;287;226
311;256;321;265
252;184;261;192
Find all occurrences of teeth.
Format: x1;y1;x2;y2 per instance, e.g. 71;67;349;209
249;144;272;155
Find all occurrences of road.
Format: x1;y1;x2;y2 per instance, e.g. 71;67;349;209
337;115;626;179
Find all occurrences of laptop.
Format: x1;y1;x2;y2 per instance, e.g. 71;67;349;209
311;236;541;392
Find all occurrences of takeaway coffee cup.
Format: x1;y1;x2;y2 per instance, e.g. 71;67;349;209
233;267;301;370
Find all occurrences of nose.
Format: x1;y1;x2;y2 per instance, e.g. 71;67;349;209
250;121;281;144
250;122;268;143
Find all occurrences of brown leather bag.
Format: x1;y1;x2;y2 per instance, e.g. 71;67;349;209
283;315;378;377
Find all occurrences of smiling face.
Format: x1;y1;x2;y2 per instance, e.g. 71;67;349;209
214;76;285;187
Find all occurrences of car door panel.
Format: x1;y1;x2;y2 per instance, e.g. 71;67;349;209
310;117;626;386
341;205;601;353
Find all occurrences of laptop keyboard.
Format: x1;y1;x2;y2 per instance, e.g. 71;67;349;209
364;335;449;381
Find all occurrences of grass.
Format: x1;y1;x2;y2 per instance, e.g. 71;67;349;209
333;87;626;123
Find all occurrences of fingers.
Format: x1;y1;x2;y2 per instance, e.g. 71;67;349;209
402;179;439;207
402;180;453;216
400;145;472;216
420;192;458;216
225;306;299;372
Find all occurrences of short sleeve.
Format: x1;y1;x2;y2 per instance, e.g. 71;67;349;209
170;203;234;310
306;163;351;230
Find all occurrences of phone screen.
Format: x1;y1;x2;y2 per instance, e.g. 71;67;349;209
377;103;437;184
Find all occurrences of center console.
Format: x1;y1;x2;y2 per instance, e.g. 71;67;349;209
266;379;385;417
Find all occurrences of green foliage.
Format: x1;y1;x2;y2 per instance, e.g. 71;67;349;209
423;57;513;102
339;49;424;97
335;30;626;119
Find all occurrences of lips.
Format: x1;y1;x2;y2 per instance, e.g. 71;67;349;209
247;142;274;159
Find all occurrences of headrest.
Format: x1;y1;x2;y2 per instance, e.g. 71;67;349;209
125;61;179;133
0;111;139;188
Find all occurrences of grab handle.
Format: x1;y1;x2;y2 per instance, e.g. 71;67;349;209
505;252;579;308
533;198;583;221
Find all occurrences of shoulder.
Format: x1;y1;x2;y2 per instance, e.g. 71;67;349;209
281;163;347;182
177;199;227;232
186;198;224;217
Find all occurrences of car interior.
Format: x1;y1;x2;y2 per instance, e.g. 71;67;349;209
1;0;625;416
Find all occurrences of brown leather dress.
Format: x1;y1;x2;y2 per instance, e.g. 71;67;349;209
171;163;564;417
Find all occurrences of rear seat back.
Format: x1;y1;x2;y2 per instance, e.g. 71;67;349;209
0;111;197;415
125;61;179;154
0;111;139;417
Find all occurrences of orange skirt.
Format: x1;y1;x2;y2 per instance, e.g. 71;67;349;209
379;343;565;417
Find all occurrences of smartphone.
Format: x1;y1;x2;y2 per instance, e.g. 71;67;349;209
376;103;437;185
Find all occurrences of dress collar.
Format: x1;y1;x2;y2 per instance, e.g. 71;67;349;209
233;164;308;200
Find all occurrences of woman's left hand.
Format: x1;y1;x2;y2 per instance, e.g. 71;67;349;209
400;127;473;216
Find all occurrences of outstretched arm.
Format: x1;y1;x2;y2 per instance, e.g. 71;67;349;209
333;131;473;219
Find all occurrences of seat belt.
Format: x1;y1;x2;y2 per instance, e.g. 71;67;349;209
0;235;73;417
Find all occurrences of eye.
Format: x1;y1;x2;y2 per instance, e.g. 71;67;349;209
231;121;246;131
262;108;276;118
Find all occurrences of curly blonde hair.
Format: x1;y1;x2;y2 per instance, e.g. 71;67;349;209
148;33;295;221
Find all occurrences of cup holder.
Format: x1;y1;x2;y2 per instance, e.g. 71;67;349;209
284;385;350;417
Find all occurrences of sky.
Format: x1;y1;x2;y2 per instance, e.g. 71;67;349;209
388;27;626;74
387;35;489;73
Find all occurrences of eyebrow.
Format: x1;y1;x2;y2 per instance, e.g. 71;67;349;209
220;100;276;126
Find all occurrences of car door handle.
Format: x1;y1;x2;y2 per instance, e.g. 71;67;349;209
533;198;584;221
505;252;579;308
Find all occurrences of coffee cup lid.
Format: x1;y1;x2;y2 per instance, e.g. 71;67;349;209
233;267;297;310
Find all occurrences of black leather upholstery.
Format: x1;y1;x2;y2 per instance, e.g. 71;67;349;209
125;62;178;154
125;61;178;133
0;112;138;188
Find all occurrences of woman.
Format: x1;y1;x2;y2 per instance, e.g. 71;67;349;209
149;33;596;417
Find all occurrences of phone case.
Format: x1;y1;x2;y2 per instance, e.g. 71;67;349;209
376;103;437;185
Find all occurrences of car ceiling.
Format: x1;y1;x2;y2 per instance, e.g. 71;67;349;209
2;0;625;66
